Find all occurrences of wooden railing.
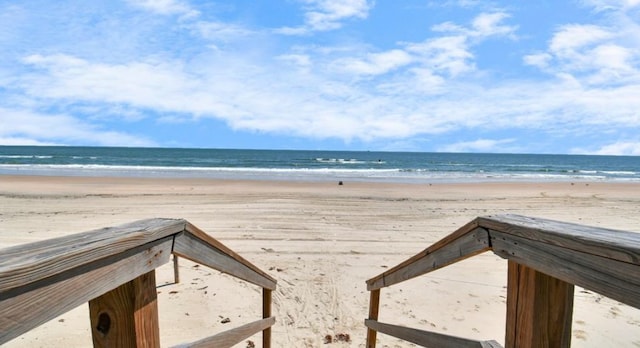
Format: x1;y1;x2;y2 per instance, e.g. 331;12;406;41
0;218;277;347
364;214;640;348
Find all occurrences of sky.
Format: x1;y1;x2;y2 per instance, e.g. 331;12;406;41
1;0;639;155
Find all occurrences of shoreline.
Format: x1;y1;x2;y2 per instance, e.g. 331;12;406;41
3;172;640;185
1;175;639;347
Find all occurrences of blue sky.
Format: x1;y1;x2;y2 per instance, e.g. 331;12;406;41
1;0;639;154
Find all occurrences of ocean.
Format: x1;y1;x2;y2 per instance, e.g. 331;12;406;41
1;146;639;183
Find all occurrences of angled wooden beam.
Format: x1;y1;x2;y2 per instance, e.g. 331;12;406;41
365;319;502;348
367;220;491;290
181;317;276;348
174;223;277;290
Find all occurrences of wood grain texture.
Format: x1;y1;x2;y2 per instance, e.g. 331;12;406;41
478;214;640;264
173;254;180;284
365;319;498;348
491;230;640;308
184;223;276;285
263;288;272;348
181;317;276;348
174;230;277;290
89;271;160;348
0;218;185;293
0;238;172;345
365;289;381;348
505;261;574;348
366;218;481;287
367;226;490;290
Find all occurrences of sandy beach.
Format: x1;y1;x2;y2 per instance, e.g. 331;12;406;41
1;175;639;347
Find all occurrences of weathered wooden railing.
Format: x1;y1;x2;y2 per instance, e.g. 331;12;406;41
364;214;640;348
0;218;277;347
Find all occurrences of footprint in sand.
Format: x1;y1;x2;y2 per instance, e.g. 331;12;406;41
609;306;621;318
573;329;587;340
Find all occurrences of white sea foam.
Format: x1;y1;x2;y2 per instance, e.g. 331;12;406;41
0;163;635;183
0;155;53;159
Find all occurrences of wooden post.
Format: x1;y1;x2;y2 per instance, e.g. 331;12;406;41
505;261;574;348
173;254;180;284
263;288;272;348
366;289;381;348
89;271;160;348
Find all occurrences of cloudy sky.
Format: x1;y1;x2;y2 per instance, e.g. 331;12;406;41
1;0;639;154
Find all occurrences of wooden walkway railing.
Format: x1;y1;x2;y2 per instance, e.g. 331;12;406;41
364;214;640;348
0;218;277;347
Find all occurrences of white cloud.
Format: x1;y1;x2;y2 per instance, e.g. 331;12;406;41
438;138;516;153
194;21;255;42
577;141;640;155
523;52;552;68
332;11;515;80
20;55;202;113
0;137;59;146
277;54;312;68
3;1;639;152
428;0;485;9
0;107;156;146
126;0;199;17
431;11;517;39
304;0;371;30
276;0;372;34
407;11;515;76
581;0;640;11
471;12;517;38
549;24;612;54
7;48;640;149
406;36;474;76
333;49;414;75
525;4;640;86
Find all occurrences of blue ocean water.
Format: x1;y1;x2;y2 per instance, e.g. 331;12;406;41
0;146;639;183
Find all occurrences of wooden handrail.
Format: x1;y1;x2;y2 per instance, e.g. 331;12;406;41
364;214;640;348
0;218;277;347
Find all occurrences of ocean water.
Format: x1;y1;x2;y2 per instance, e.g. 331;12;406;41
0;146;639;183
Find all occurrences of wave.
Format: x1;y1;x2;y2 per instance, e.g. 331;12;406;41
601;170;637;175
1;163;637;183
315;158;386;164
0;155;53;159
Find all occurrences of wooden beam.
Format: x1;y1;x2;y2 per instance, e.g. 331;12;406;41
263;288;272;348
367;227;491;290
89;271;161;347
0;218;185;294
173;255;180;284
173;230;276;290
491;230;640;309
184;223;276;285
478;214;640;264
0;238;172;345
505;261;574;348
365;289;381;348
183;317;276;348
364;319;502;348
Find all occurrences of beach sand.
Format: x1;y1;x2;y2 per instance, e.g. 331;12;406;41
1;176;639;347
